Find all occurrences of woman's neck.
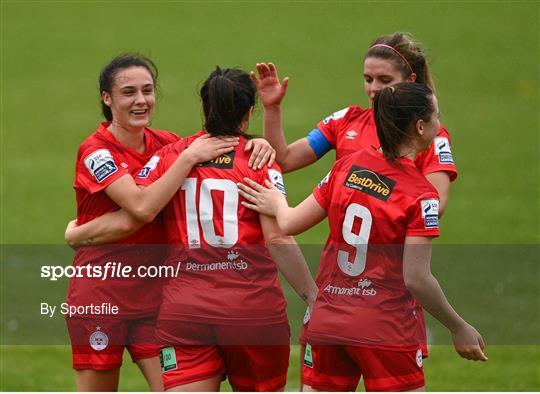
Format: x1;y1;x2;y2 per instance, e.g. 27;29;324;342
107;122;146;153
397;143;421;161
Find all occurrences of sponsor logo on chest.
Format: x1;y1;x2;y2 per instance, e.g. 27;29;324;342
198;151;235;169
343;165;396;201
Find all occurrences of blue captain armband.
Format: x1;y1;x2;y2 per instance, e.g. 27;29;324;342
306;128;332;159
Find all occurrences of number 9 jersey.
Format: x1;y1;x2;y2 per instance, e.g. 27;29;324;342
306;147;440;351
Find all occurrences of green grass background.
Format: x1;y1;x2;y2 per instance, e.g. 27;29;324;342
1;0;539;391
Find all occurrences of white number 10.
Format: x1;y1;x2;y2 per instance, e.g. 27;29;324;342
181;178;239;248
338;203;372;276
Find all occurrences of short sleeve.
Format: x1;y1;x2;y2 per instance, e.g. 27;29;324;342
414;127;458;181
314;106;351;148
136;143;183;187
262;162;287;196
406;194;441;238
76;147;129;194
312;170;333;211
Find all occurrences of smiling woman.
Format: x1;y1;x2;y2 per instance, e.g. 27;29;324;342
65;53;242;392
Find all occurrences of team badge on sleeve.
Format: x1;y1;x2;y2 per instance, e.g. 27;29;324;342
268;169;286;195
84;149;118;183
434;137;454;164
322;107;349;124
137;155;160;179
421;199;440;229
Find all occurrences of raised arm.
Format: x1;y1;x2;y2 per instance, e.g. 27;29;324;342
104;135;238;223
251;63;318;173
403;236;487;361
260;214;318;308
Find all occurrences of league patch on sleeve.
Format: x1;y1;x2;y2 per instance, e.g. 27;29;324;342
322;107;349;124
318;171;330;188
434;137;454;164
268;169;286;195
421;199;440;229
83;149;118;183
137;155;160;179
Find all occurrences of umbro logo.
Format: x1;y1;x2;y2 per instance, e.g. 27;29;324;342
346;130;357;140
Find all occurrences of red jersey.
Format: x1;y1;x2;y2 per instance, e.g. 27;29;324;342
67;122;180;318
311;105;457;181
306;147;440;350
137;131;288;325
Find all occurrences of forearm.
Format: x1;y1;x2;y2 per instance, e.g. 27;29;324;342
263;105;288;163
407;274;465;332
267;238;318;305
65;210;144;247
130;152;197;222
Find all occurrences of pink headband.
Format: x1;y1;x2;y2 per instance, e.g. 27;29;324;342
370;44;414;75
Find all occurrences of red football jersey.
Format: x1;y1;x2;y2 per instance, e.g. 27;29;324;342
315;105;457;181
306;147;440;350
137;131;288;325
67;122;180;318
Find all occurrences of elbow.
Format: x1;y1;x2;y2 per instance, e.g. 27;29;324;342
266;233;295;246
131;207;158;224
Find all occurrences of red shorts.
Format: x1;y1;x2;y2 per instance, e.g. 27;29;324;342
158;322;290;391
66;317;160;370
302;344;424;392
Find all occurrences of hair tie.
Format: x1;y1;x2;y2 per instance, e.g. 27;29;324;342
389;86;395;93
370;44;414;75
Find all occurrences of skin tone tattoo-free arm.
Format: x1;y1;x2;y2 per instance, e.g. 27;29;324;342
403;236;487;361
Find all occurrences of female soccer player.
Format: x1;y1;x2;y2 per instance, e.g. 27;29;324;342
238;83;486;392
136;67;317;392
255;32;456;216
67;54;275;391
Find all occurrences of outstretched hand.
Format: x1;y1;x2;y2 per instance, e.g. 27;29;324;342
237;178;286;216
250;62;289;108
186;134;239;164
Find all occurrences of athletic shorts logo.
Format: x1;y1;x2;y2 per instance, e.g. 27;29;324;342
304;343;313;368
199;151;235;169
434;137;454;164
89;326;108;351
160;346;178;372
416;348;423;368
421;199;439;229
268;169;287;195
84;149;118;183
137;155;160;179
322;107;349;124
343;165;396;201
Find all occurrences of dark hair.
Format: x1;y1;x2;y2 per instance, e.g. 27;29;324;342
200;66;256;138
99;53;158;121
373;83;435;163
365;32;435;93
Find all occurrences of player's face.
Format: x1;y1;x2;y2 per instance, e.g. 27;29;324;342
419;95;440;149
103;66;155;131
363;57;414;103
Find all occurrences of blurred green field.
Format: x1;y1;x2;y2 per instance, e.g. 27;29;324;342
1;0;538;392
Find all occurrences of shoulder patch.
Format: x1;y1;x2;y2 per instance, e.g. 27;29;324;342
434;137;454;164
198;151;235;169
83;149;118;183
322;107;349;124
137;155;160;179
343;165;395;201
318;171;331;187
421;199;439;228
268;169;286;195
